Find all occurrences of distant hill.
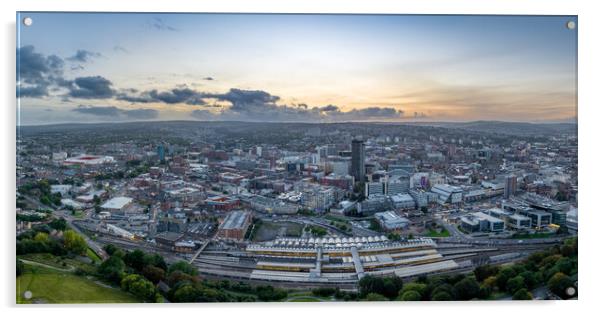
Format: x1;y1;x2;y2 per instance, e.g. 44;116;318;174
18;120;577;138
415;121;577;137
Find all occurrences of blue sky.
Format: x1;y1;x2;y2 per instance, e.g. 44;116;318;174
17;13;577;124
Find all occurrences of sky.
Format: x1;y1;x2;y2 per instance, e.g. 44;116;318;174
16;13;577;125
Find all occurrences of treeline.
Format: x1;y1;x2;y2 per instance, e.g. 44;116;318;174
16;218;86;256
355;237;578;301
97;245;290;302
18;179;62;206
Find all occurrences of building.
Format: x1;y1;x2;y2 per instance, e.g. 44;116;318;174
157;144;166;161
506;214;532;230
244;195;299;214
504;175;518;198
50;184;72;195
409;189;438;208
217;211;252;240
486;207;532;230
358;196;391;215
386;178;410;195
101;196;133;212
460;212;505;233
301;187;336;213
157;212;188;233
63;154;115;166
351;139;365;183
374;211;410;231
365;182;385;197
518;209;552;229
431;184;463;205
390;194;416;210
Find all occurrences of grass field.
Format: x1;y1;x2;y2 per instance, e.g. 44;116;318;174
17;264;139;304
86;248;102;263
425;228;451;237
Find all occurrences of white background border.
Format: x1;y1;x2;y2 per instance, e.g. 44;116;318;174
1;0;599;315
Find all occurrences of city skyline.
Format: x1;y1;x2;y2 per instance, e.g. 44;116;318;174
17;13;577;125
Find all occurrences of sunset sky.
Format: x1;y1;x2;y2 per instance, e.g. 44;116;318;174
17;13;577;125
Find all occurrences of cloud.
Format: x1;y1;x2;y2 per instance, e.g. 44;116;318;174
150;88;206;105
318;104;339;112
119;85;403;122
203;77;214;81
17;45;64;98
117;87;206;105
19;85;50;98
113;45;129;53
67;50;101;63
72;105;158;119
17;46;406;122
67;76;115;99
148;17;178;32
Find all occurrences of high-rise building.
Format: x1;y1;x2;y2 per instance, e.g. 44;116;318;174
157;144;165;161
351;139;365;183
504;175;518;198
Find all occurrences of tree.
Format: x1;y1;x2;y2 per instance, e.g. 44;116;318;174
171;284;199;302
167;270;196;287
34;232;49;243
142;265;166;284
496;267;517;291
381;276;404;299
359;275;385;297
474;264;499;282
483;276;497;290
512;288;533;300
63;230;87;255
98;255;126;283
431;291;453;301
506;275;525;295
144;253;168;271
124;249;146;271
399;282;427;298
400;290;422;301
453;277;480;300
430;282;454;301
49;218;67;231
547;272;573;299
103;244;118;256
168;260;198;276
519;271;537;290
364;293;388;301
121;274;157;301
256;285;287;301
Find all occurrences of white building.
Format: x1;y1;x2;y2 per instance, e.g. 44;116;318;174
431;184;463;205
101;196;133;211
374;211;410;231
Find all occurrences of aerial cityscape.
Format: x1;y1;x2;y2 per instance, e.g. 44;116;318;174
16;13;577;303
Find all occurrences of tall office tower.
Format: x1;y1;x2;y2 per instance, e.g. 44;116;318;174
157;144;166;161
351;139;366;183
504;174;518;198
